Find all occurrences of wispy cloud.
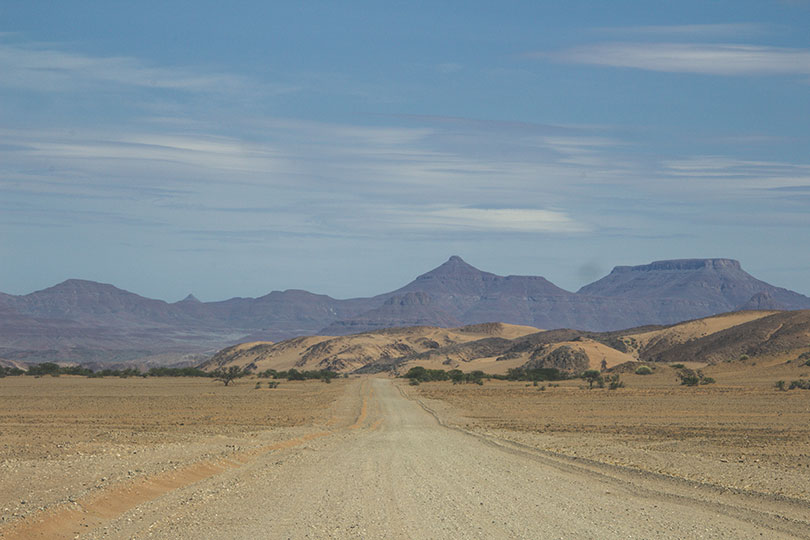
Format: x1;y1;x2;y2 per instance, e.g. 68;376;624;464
0;38;260;94
594;23;770;38
661;156;810;191
416;207;588;233
541;42;810;76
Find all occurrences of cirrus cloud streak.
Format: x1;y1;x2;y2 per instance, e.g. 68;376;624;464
541;42;810;76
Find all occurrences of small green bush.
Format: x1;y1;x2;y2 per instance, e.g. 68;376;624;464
775;380;786;391
634;365;653;375
789;379;810;390
607;374;624;390
670;363;685;369
677;368;701;387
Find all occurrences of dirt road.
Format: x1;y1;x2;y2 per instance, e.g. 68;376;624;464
7;378;809;539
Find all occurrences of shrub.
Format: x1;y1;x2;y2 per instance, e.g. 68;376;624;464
739;354;750;361
670;363;685;369
284;369;306;381
607;374;624;390
27;362;61;376
634;365;653;375
504;367;566;382
677;369;701;386
678;368;715;386
267;381;279;389
775;380;786;391
0;366;24;377
581;370;603;390
403;367;486;384
269;369;336;381
789;379;810;390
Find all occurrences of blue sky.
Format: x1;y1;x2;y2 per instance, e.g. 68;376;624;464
1;1;809;301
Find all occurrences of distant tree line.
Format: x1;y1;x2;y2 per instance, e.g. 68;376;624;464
0;362;345;386
403;366;486;384
502;367;568;382
402;366;568;384
0;362;213;378
256;368;337;382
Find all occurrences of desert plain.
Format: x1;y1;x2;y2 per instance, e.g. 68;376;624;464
1;354;809;539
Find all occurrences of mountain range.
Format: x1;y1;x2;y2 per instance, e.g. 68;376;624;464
1;256;808;364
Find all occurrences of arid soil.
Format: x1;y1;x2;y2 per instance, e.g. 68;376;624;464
2;370;809;539
413;363;810;504
0;376;355;536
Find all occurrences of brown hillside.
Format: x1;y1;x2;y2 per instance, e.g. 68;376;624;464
204;310;809;375
204;324;540;374
621;311;779;361
645;310;810;364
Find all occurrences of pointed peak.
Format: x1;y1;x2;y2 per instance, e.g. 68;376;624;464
421;256;484;277
180;293;201;303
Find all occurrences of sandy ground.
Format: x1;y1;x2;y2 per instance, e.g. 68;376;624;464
0;376;355;536
624;311;779;354
414;379;810;502
2;373;809;539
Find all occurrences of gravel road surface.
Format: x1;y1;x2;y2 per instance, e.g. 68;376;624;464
8;378;808;539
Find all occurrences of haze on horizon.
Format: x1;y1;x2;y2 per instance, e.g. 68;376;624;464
1;1;809;302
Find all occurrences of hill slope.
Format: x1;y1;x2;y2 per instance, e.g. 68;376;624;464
207;310;810;375
204;323;540;373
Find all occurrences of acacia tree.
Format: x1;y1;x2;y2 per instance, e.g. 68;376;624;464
213;366;245;386
582;369;603;390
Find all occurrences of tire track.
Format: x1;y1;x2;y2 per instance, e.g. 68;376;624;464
0;379;375;540
402;383;810;539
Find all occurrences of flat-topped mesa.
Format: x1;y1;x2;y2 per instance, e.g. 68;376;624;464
577;257;810;313
609;259;742;274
